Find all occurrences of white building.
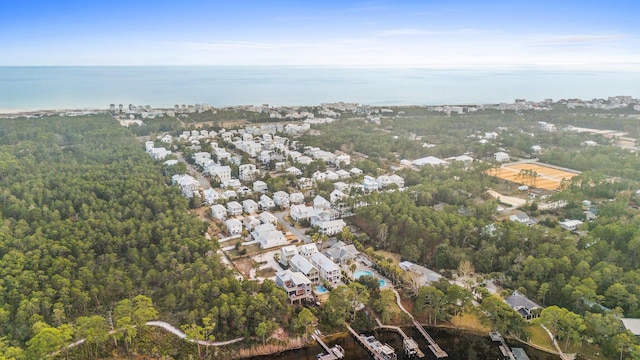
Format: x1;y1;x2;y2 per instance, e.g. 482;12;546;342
290;204;316;222
259;211;278;226
310;252;341;285
299;243;319;258
286;166;303;176
312;218;346;236
494;152;510;162
289;192;305;205
253;180;268;193
243;215;261;231
226;201;243;216
209;165;232;183
202;188;220;205
225;218;243;235
289;254;320;284
279;245;299;266
313;195;331;212
275;269;313;304
273;191;290;208
362;175;379;192
413;156;448;167
559;219;583;231
259;194;276;210
211;204;227;220
242;199;259;214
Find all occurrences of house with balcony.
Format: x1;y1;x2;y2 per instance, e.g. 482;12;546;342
275;269;314;304
290;204;316;222
310;252;341;285
224;218;243;235
273;191;290;208
242;199;259;214
362;175;379;192
211;204;227;220
259;211;278;226
326;241;360;265
299;243;319;258
289;192;305;205
227;201;243;216
279;245;299;267
289;254;320;284
259;194;276;211
243;215;261;231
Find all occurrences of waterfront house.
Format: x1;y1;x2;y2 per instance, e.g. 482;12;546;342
310;252;341;285
275;269;314;304
289;254;320;284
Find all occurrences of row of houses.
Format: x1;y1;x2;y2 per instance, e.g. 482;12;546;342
275;241;360;304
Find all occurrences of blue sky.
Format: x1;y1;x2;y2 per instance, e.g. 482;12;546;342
1;0;639;69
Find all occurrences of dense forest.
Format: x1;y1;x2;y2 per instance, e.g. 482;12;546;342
0;115;295;357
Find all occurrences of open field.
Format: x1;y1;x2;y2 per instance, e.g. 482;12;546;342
489;162;580;191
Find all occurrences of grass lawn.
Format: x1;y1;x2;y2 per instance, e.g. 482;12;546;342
526;324;556;352
374;250;402;265
450;312;491;332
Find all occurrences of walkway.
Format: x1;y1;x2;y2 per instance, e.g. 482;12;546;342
145;321;244;346
540;324;575;360
390;289;448;358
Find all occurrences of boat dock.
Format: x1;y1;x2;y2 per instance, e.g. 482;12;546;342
413;320;448;358
375;318;425;358
312;333;345;360
346;324;394;360
489;331;517;360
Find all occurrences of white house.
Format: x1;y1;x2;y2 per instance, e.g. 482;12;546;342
242;199;259;214
330;189;348;204
259;194;276;210
171;174;200;198
222;178;241;189
350;167;363;176
211;204;227;220
299;243;319;258
289;192;305;205
335;154;351;167
253;180;269;193
297;177;314;190
202;188;220;205
273;191;290;208
335;169;351;179
290;204;316;222
413;156;448;167
494;152;510;162
279;245;299;266
221;190;237;200
362;175;379;192
239;164;260;182
289;254;320;284
326;241;359;265
275;269;314;304
559;219;583;231
313;219;346;236
209;165;232;183
243;216;261;231
324;170;340;182
258;229;287;249
227;201;243;216
286;166;303;176
224;218;243;235
313;195;331;212
310;252;341;285
259;211;278;226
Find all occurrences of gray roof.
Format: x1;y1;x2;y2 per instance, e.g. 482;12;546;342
505;291;542;311
622;318;640;336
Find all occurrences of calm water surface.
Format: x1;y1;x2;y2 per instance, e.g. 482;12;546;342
250;327;561;360
1;66;639;110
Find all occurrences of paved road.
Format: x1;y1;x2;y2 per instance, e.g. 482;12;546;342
175;151;211;190
273;210;313;244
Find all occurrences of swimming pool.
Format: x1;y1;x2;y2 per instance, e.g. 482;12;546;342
315;285;328;294
354;270;386;288
353;270;373;279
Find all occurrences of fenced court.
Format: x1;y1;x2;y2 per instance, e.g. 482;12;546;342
488;162;580;191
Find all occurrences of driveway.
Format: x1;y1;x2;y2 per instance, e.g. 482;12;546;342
273;210;313;244
174;151;211;190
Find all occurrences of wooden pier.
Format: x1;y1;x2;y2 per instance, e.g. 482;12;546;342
489;331;516;360
312;333;345;360
375;318;425;358
413;320;448;358
346;324;388;360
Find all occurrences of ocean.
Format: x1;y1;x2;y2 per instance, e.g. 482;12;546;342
0;66;639;111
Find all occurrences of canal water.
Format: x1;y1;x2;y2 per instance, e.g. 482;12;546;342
249;327;561;360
